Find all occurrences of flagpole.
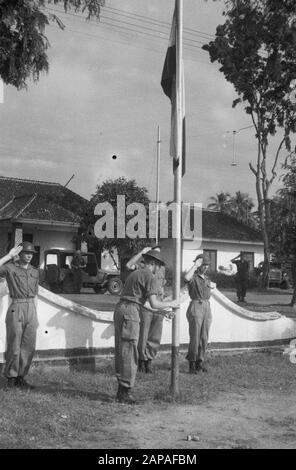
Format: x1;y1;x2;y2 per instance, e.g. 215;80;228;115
171;0;183;397
156;125;161;244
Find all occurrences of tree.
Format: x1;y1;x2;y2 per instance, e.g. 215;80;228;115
207;190;257;227
80;177;154;265
0;0;104;89
207;191;231;213
270;153;296;305
230;190;255;226
203;0;296;287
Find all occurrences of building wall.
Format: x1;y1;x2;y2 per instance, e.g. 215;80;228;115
32;229;77;268
101;249;119;272
160;238;264;273
0;229;8;257
0;224;77;267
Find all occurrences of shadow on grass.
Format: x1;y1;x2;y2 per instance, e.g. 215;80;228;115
0;374;114;402
33;382;114;402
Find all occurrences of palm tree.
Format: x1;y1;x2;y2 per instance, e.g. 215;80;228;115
229;191;255;225
207;192;231;214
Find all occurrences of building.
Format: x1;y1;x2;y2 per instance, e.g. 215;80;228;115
0;176;86;267
160;209;264;273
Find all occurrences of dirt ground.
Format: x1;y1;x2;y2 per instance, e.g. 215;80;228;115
55;289;296;450
61;391;296;450
1;352;296;449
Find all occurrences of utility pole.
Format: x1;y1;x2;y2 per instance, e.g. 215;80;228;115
155;126;161;244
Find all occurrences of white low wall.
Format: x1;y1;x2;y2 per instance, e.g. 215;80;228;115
0;284;296;363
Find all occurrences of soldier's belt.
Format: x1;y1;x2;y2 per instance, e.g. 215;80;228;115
10;298;35;303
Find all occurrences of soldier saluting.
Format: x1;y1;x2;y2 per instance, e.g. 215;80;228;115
231;253;250;303
0;242;39;389
114;249;179;404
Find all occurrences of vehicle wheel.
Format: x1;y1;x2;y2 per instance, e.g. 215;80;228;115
280;280;289;290
107;277;123;295
93;284;107;294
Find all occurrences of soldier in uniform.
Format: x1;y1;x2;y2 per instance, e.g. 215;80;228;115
71;250;85;294
126;246;166;374
0;242;39;389
114;249;179;404
231;253;250;302
184;254;212;374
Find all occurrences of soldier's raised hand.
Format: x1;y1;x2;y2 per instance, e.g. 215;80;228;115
9;245;23;259
141;246;152;255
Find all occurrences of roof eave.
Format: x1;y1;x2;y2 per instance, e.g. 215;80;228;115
182;236;264;245
11;217;80;228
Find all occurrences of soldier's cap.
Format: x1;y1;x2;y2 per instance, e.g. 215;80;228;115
193;254;210;265
20;242;37;254
151;244;161;251
143;249;165;266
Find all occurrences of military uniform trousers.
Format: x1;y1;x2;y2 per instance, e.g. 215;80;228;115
186;300;212;363
236;276;248;300
138;309;163;361
5;298;38;379
114;300;140;389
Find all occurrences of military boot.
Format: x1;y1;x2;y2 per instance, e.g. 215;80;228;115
138;360;146;372
16;377;35;389
145;360;153;374
6;378;17;389
189;361;197;374
195;360;207;372
116;385;137;404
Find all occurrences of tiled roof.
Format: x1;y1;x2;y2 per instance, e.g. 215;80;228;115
201;210;262;243
0;194;80;224
0;176;87;216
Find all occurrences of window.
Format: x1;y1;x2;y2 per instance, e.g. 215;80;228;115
203;249;217;272
240;251;254;270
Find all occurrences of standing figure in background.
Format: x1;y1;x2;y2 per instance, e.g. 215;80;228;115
231;253;250;302
184;254;212;374
0;242;39;389
71;250;85;294
126;245;166;374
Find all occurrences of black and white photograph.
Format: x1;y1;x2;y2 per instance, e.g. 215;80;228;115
0;0;296;453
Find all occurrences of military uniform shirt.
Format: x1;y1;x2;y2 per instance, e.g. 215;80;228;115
120;267;158;305
185;272;211;301
233;260;249;279
0;262;39;298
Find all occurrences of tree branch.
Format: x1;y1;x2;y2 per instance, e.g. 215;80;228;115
270;137;285;186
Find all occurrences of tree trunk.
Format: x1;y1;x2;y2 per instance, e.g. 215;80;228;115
291;261;296;307
254;170;270;289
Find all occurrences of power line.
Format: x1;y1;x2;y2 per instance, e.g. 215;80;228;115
103;4;215;39
47;7;208;53
46;6;213;45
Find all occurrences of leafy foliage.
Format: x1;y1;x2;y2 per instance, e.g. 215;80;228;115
270;153;296;304
203;0;296;286
271;154;296;258
207;190;257;227
0;0;104;89
80;177;154;259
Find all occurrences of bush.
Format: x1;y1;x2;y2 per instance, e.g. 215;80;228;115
165;267;187;288
164;267;259;291
208;270;259;290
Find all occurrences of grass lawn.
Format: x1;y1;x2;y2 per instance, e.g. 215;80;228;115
1;351;296;449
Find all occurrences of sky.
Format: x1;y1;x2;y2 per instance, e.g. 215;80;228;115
0;0;288;208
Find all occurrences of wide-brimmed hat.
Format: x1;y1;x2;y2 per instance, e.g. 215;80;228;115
20;242;37;254
143;249;165;265
193;254;210;265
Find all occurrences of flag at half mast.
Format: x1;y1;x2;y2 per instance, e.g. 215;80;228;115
161;5;186;176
